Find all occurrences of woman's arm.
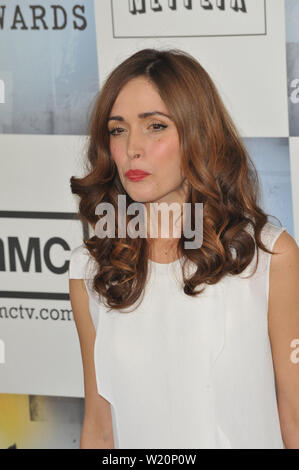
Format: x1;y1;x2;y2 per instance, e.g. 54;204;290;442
268;231;299;449
69;278;114;449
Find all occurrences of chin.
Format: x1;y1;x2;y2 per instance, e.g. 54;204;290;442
124;188;156;204
128;194;152;204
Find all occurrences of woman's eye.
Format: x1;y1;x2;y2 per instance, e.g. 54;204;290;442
108;122;167;137
108;127;124;136
150;122;167;131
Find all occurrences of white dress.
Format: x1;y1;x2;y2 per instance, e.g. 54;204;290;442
68;221;287;449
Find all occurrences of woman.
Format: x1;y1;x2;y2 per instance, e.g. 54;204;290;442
68;48;299;449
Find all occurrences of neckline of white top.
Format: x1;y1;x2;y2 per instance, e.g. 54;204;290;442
148;256;184;270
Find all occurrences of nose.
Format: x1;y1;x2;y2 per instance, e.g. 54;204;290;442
127;127;144;160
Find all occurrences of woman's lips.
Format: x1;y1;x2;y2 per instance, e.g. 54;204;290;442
125;170;151;181
126;173;149;181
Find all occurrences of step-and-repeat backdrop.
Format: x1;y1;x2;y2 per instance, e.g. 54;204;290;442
0;0;298;448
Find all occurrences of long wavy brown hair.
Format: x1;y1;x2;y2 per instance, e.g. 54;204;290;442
70;47;282;312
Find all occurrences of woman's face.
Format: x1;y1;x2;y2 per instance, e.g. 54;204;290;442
108;76;187;207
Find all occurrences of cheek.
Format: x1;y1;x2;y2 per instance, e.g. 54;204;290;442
110;140;124;166
152;138;181;171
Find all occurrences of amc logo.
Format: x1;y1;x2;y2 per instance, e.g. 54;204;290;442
0;210;89;300
0;237;75;274
1;237;72;275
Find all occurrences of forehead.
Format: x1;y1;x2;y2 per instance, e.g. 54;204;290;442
111;77;167;112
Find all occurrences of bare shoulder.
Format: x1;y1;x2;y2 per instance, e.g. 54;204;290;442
269;230;299;304
273;229;298;252
270;230;299;273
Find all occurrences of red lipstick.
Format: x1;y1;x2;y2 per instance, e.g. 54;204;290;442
125;169;150;181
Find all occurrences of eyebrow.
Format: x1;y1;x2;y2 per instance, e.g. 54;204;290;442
107;111;172;122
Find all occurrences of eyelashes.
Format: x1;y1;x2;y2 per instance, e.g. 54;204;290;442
108;123;167;137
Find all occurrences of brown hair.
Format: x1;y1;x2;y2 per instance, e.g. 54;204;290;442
70;47;282;312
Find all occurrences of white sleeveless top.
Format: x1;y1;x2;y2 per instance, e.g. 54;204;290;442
69;221;287;449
